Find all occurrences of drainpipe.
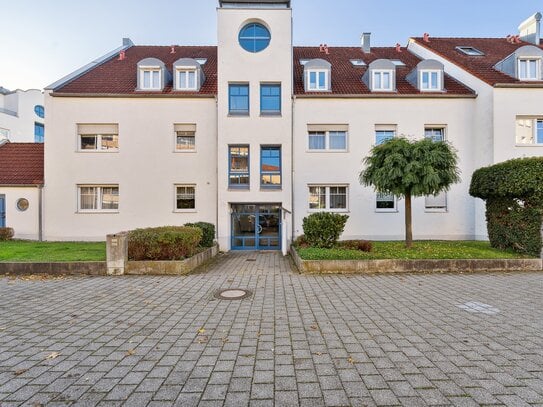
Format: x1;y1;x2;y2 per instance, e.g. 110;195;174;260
215;96;219;246
38;184;43;241
291;96;296;245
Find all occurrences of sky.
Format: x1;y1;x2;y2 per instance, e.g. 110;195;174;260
1;0;541;90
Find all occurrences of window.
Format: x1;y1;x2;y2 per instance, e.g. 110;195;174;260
390;60;405;66
456;46;485;56
424;127;445;142
175;185;196;210
239;23;271;53
78;185;119;212
425;192;447;211
34;105;45;118
174;124;196;151
372;70;393;91
518;59;540;80
140;68;161;90
350;59;366;67
176;69;197;90
261;146;281;189
375;126;396;145
229;84;249;115
229;146;250;188
308;130;347;151
34;122;44;143
420;70;441;90
260;84;281;115
78;124;119;151
308;186;348;211
307;70;328;91
376;193;396;211
516;117;543;144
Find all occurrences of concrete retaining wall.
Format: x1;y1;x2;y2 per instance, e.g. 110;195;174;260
291;246;543;274
126;244;219;275
0;262;106;276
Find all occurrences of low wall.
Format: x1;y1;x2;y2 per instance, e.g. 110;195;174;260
0;262;106;276
126;244;219;275
291;246;543;274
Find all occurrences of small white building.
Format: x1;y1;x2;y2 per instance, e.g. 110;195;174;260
39;1;543;251
0;88;45;143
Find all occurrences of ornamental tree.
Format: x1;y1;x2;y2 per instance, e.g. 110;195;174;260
360;137;460;248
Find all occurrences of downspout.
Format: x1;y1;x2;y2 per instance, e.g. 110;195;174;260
290;11;295;247
215;96;219;245
38;184;43;241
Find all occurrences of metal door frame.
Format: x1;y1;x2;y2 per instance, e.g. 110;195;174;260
231;204;281;251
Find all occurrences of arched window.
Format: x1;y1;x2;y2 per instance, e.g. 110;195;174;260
239;23;271;53
34;105;45;118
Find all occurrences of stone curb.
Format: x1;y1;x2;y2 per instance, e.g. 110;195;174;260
290;246;543;274
0;261;107;276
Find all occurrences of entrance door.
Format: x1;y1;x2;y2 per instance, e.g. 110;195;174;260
0;195;5;228
231;204;281;250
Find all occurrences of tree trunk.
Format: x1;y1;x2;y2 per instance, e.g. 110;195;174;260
405;193;413;249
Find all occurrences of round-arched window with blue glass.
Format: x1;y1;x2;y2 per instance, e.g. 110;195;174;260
34;105;45;118
239;23;271;53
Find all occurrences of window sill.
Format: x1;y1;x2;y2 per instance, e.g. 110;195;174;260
306;149;348;153
173;209;197;213
76;150;119;153
173;149;197;153
515;143;543;147
77;211;119;214
308;209;349;213
375;209;398;213
260;112;282;117
425;208;448;213
260;187;282;191
228;187;250;191
228;112;250;117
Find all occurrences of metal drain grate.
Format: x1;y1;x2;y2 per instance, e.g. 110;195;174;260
246;259;256;262
214;289;252;300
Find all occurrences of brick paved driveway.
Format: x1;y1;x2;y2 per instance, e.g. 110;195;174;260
0;252;543;406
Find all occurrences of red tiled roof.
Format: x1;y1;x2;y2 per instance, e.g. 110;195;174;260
293;46;474;96
411;37;543;86
0;143;44;185
55;46;218;95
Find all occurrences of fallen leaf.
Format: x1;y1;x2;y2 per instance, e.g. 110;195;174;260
197;335;209;344
310;325;319;330
314;352;323;356
14;368;28;376
198;328;206;334
347;357;355;365
222;337;230;343
45;352;61;360
126;349;135;356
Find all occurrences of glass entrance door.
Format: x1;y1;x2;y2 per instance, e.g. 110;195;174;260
0;195;5;228
231;204;281;250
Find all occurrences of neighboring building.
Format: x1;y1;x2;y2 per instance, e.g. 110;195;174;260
0;142;44;239
41;1;543;251
0;88;45;143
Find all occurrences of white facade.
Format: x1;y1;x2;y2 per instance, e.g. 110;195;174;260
0;187;41;240
0;89;45;142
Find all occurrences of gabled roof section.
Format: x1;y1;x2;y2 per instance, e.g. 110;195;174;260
293;46;475;96
410;37;543;86
0;143;44;185
52;46;217;96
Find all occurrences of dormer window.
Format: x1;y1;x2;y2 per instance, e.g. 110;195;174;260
303;59;332;92
176;69;197;90
141;68;161;90
518;58;540;80
420;70;441;90
308;70;328;91
372;70;393;91
173;58;205;92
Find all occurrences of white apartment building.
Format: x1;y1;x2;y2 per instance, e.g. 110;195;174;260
36;0;543;251
0;88;45;143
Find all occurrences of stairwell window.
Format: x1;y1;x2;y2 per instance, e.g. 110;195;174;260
516;117;543;144
78;185;119;212
229;84;249;115
229;145;250;188
260;146;281;189
518;58;540;80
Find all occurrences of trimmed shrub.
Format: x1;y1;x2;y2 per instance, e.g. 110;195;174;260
127;226;202;261
185;222;215;247
339;240;373;252
470;157;543;257
302;212;349;248
0;227;14;241
293;235;309;248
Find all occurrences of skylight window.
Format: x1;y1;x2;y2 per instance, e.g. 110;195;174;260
456;46;485;56
195;58;208;65
350;59;366;66
299;59;310;66
390;60;405;66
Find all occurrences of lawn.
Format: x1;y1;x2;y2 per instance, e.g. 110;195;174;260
0;240;106;262
296;240;534;261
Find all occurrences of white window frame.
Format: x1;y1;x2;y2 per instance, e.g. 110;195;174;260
139;67;162;90
307;130;348;152
374;125;396;146
175;131;196;152
425;192;448;212
420;70;442;91
174;184;196;212
77;185;119;213
307;70;328;91
518;58;541;81
372;70;394;91
308;185;349;212
375;193;397;213
515;117;543;145
456;46;485;56
78;133;119;152
424;126;446;142
175;68;197;91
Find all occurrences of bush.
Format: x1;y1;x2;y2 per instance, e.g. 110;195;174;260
293;235;309;248
302;212;349;248
127;226;202;261
185;222;215;247
0;227;14;241
470;157;543;257
339;240;373;252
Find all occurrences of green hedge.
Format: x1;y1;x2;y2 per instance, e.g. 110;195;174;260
185;222;215;247
127;226;202;261
302;212;349;249
470;157;543;257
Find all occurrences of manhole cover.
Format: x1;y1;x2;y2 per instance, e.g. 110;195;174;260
214;289;252;300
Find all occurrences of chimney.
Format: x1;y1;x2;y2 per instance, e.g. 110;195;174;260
518;12;542;45
361;32;371;53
